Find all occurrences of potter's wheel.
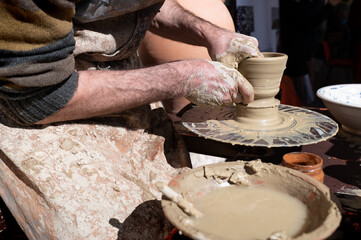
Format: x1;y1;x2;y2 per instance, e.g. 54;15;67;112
182;104;338;147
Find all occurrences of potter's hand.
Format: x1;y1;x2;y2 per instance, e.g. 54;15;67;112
182;60;254;108
207;30;263;69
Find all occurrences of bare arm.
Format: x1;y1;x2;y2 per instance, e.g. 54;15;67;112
149;0;216;48
37;0;257;125
37;62;184;124
37;59;253;124
150;0;262;64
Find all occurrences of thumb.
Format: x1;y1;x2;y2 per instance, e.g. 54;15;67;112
232;70;254;104
218;54;238;69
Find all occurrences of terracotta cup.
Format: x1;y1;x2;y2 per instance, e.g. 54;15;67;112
236;52;288;127
282;152;325;183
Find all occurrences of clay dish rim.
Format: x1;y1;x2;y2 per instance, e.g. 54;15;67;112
317;83;361;109
161;160;342;240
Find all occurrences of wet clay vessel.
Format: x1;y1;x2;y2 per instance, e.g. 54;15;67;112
182;53;338;148
282;152;325;183
236;52;288;128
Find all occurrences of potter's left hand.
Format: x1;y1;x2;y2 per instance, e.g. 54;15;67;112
207;30;263;69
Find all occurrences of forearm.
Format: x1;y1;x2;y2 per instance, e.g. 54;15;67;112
36;57;254;125
149;0;219;49
36;61;192;124
149;0;260;62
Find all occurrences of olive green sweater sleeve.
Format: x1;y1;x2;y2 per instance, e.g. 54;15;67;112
0;0;79;125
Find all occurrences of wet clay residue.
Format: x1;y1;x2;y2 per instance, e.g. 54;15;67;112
193;185;308;240
161;160;342;240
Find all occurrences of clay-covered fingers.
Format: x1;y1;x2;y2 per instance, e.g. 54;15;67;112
216;34;263;69
183;60;254;109
230;35;262;58
228;67;254;104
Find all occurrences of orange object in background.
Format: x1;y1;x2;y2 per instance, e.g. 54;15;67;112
139;0;235;65
282;152;325;183
279;75;304;107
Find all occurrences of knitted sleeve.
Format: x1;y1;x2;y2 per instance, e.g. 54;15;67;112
0;0;79;125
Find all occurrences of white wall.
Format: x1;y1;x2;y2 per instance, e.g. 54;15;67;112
236;0;279;52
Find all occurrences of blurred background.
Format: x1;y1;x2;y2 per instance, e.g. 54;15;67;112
225;0;360;107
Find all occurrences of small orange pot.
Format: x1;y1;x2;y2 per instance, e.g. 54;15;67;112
282;152;324;183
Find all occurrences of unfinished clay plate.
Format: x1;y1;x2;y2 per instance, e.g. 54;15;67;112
161;160;341;240
182;104;338;147
317;84;361;135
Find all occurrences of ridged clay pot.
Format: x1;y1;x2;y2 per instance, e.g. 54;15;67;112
236;52;288;128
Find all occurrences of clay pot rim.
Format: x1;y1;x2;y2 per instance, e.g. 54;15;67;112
282;152;323;170
244;52;288;62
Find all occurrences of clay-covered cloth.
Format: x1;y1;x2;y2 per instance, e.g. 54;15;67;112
0;1;191;239
0;115;189;240
73;1;164;66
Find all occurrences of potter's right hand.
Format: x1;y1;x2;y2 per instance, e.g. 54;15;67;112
206;30;263;69
181;59;254;108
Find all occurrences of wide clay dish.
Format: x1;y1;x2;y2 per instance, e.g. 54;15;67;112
317;84;361;135
161;160;341;240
